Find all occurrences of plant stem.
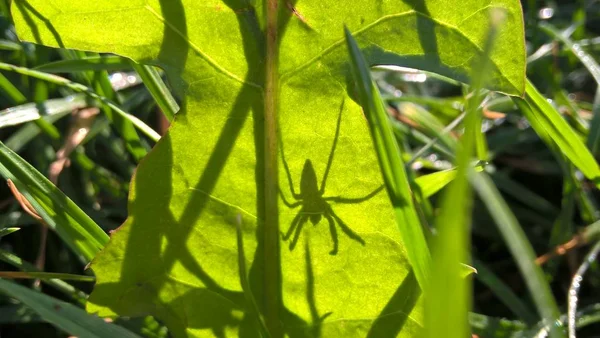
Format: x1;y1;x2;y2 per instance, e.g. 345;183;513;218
264;0;281;336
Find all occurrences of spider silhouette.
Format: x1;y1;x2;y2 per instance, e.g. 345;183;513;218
280;100;384;255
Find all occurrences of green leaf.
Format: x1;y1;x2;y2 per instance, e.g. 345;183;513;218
0;278;141;338
12;0;525;337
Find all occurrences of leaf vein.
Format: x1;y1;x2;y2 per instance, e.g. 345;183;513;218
143;4;262;89
281;10;516;93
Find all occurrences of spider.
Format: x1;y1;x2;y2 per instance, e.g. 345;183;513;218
280;100;384;255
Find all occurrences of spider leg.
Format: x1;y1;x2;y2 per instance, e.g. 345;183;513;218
328;205;366;246
324;184;384;204
290;214;308;251
319;99;344;194
324;213;339;255
283;212;304;240
279;187;302;208
280;131;302;199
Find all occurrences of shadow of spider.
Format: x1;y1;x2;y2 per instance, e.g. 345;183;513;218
280;99;384;255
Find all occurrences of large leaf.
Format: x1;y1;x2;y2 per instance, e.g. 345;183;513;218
12;0;525;337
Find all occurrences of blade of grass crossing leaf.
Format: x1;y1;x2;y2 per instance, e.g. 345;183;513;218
130;61;178;122
34;56;130;73
0;279;141;338
0;61;159;142
471;171;562;336
61;50;148;162
345;27;431;289
0;142;108;262
426;11;505;338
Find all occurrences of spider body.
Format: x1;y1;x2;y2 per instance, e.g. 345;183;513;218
282;158;367;255
299;160;326;225
280;100;383;255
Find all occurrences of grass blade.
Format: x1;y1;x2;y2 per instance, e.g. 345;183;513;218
514;81;600;184
345;27;431;289
0;94;86;129
472;258;537;324
568;240;600;338
129;61;178;122
0;271;95;282
415;165;484;198
35;55;130;73
538;22;600;86
0;249;87;302
0;278;141;338
0;61;159;142
0;142;108;263
471;171;562;337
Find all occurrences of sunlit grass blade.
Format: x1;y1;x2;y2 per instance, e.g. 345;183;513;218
0;61;159;142
425;10;505;338
0;142;108;263
0;94;86;129
391;119;455;160
345;27;431;289
130;61;178;122
0;271;95;281
471;171;562;336
35;55;130;73
514;81;600;184
395;102;457;151
415;165;484;198
0;227;19;237
0;278;141;338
